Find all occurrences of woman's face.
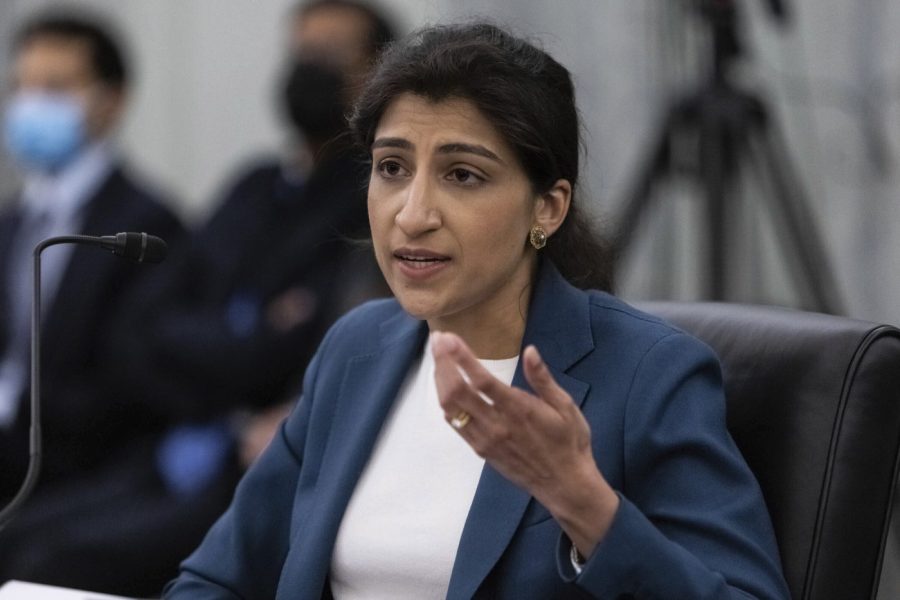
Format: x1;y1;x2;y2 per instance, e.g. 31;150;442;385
368;93;541;336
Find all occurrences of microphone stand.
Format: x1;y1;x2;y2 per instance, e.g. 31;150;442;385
0;234;166;531
0;238;51;530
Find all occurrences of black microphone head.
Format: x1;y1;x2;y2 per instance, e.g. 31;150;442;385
114;232;167;263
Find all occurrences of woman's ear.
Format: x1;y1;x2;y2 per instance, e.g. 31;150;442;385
533;178;572;237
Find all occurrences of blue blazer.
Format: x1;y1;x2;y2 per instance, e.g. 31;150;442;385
166;261;789;599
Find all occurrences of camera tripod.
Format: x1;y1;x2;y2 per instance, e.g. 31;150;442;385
613;0;843;314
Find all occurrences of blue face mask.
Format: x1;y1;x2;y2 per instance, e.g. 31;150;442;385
3;92;86;172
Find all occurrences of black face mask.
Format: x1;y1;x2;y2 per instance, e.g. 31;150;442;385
281;60;347;144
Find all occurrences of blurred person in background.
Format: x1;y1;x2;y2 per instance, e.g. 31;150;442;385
113;0;397;475
0;8;186;592
0;1;397;595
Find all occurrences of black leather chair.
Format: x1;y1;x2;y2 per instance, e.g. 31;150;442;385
636;302;900;600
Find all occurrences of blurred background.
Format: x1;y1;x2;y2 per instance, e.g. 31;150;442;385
1;0;898;324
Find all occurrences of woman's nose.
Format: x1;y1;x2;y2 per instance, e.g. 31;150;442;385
395;173;441;236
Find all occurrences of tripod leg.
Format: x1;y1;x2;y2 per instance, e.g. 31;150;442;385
613;112;678;259
745;122;844;314
698;104;732;301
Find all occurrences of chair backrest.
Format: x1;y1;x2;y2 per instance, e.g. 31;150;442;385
636;301;900;600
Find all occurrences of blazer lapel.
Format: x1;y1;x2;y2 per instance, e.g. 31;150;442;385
447;261;594;599
278;309;428;597
39;168;121;363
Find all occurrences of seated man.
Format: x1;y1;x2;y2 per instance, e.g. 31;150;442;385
114;0;397;466
0;9;185;591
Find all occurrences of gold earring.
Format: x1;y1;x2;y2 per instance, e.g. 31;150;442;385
529;225;547;250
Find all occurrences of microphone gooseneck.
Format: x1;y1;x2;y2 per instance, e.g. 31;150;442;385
0;232;167;531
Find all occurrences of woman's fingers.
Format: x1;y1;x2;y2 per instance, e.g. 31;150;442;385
522;344;571;412
431;331;519;409
432;332;573;424
430;331;598;503
431;332;495;424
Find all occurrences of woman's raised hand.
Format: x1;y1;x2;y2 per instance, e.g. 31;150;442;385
430;330;619;559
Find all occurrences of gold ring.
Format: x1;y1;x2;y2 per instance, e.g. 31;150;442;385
450;410;472;430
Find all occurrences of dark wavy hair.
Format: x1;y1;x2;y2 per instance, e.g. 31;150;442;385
349;22;613;291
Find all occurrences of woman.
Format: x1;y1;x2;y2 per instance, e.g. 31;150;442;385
166;23;789;599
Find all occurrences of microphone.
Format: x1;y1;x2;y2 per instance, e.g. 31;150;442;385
0;232;167;531
100;232;168;263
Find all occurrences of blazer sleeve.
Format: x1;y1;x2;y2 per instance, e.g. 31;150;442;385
562;332;790;599
162;323;335;599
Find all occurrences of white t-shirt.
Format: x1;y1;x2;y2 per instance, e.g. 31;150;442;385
330;339;519;599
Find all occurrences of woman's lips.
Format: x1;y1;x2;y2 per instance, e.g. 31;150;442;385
393;248;451;278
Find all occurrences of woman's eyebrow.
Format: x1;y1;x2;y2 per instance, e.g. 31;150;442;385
437;143;503;163
371;137;412;150
371;138;504;164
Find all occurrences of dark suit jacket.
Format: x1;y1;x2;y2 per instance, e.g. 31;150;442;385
166;261;790;599
0;165;185;490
